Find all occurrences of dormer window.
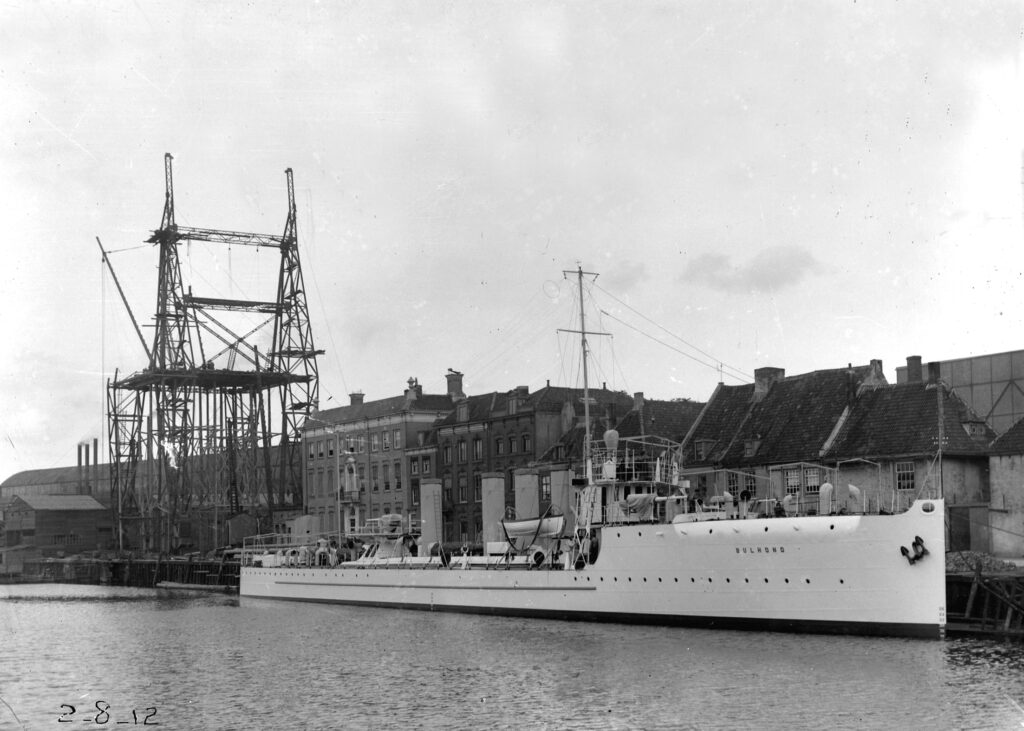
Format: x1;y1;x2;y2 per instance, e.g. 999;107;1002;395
694;439;714;461
457;402;469;421
508;397;518;415
963;421;987;439
744;439;761;458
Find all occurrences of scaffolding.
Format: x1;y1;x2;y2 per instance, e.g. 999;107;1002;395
106;154;322;552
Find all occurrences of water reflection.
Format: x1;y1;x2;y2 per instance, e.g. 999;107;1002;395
2;586;1023;730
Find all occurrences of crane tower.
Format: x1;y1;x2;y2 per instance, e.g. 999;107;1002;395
106;154;322;552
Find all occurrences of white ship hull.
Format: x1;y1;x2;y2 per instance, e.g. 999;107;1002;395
240;499;947;638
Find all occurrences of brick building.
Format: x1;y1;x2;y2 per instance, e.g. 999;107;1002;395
302;373;459;535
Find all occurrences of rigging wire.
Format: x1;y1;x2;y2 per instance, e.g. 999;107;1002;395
593;280;752;383
598;308;750;383
298;191;347;403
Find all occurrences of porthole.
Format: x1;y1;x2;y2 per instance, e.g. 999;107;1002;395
614;577;618;582
744;578;749;583
830;524;835;530
709;529;714;534
674;578;679;583
764;578;769;583
764;527;768;532
658;578;662;583
839;579;845;584
690;577;695;583
628;577;632;582
805;579;810;584
784;578;789;584
726;578;731;583
708;578;713;583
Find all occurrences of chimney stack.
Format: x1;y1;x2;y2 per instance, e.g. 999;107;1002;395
753;367;785;402
350;392;365;406
446;369;465;400
927;361;941;384
906;355;923;383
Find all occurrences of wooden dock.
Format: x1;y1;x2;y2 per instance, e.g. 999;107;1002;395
946;568;1024;638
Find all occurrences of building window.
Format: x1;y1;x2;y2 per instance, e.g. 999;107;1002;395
412;478;420;505
308;442;315;459
784;469;801;496
371;433;379;452
521;434;531;454
744;471;756;495
394;461;402;491
393;429;401;450
443;475;453;504
727;471;738;494
495;438;505;455
358;465;366;492
358;436;366;453
372;464;379;492
458;472;468;503
383;431;390;451
458;440;467;462
411;459;419;476
473;437;482;460
695;439;714;461
443;445;452;465
473;473;482;501
509;437;517;454
383;463;390;491
328;438;335;457
541;474;551;502
896;462;915;491
804;468;821;495
423;456;431;474
460;521;469;543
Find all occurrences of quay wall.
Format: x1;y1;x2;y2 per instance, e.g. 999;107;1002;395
3;557;240;589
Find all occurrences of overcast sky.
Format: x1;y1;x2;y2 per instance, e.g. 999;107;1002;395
2;1;1023;479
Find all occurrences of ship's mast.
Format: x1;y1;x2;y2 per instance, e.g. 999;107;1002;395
560;264;606;478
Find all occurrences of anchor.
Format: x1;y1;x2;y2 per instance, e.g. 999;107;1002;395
899;536;928;565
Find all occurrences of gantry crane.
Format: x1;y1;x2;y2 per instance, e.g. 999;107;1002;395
106;154;322;552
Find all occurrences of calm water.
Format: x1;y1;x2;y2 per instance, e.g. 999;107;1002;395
1;584;1023;730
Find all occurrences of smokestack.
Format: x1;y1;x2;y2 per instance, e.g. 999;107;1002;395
92;437;98;495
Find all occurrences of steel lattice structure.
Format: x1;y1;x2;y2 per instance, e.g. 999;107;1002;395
107;154;321;551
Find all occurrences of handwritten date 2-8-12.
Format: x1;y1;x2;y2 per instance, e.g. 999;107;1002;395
58;701;158;725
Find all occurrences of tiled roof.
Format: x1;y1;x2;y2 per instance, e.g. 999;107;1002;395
308;392;455;427
991;416;1024;455
11;494;107;511
827;382;995;459
614;399;705;442
434;386;633;428
686;366;874;467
